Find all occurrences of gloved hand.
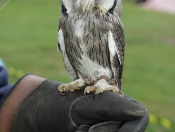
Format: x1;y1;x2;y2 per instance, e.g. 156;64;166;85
0;75;149;132
73;92;149;132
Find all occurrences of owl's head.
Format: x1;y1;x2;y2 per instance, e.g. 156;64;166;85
61;0;122;16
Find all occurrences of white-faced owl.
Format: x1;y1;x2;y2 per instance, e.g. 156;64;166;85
58;0;125;95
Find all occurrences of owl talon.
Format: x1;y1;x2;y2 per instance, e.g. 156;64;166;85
60;91;66;96
58;84;67;95
83;77;95;85
109;78;116;86
58;79;87;95
118;90;124;97
84;86;97;95
58;85;65;92
84;79;120;95
83;78;91;85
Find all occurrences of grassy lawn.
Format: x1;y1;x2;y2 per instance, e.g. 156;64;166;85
0;0;175;131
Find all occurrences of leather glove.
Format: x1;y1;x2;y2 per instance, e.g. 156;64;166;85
73;92;149;132
0;75;149;132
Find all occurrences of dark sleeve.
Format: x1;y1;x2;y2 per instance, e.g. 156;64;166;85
0;66;13;104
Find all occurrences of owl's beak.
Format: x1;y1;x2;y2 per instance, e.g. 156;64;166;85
94;5;107;14
80;0;95;13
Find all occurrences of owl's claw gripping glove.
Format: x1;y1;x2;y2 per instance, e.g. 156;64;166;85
0;75;149;132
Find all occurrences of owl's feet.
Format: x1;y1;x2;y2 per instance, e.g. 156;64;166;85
84;79;121;95
58;79;86;95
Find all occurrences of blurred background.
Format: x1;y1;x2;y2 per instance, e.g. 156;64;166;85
0;0;175;131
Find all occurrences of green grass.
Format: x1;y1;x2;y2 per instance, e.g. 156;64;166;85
0;1;175;131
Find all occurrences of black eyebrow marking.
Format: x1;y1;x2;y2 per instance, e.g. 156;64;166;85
108;0;117;14
62;3;68;16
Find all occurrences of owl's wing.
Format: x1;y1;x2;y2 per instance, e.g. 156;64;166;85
57;1;71;52
57;2;78;81
58;29;78;81
108;24;125;90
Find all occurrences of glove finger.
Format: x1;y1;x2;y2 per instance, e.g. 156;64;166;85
71;91;146;126
88;121;121;132
124;95;143;106
118;112;149;132
124;95;147;117
76;125;90;132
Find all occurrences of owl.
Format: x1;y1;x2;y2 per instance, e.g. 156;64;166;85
58;0;125;95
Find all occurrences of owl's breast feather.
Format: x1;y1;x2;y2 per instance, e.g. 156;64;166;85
74;19;85;38
77;54;112;81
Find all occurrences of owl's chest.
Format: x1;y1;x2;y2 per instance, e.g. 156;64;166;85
77;54;112;81
64;18;112;80
64;18;111;67
74;19;85;39
73;18;109;39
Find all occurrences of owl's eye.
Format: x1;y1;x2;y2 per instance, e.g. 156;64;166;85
108;0;117;14
62;3;68;16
